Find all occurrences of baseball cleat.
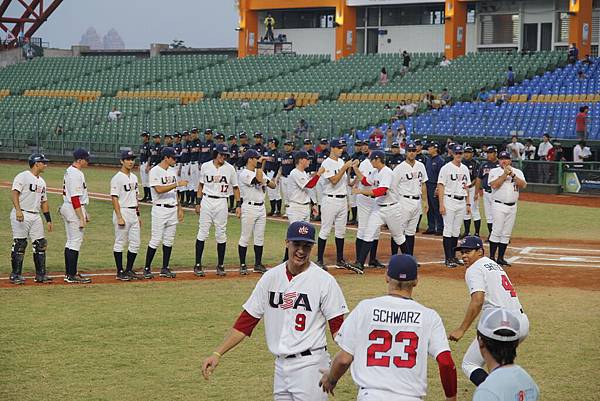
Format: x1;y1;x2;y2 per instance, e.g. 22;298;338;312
422;230;436;235
216;265;226;276
34;274;53;283
159;268;176;278
64;274;92;284
496;258;512;267
124;270;143;280
316;260;328;271
253;264;267;274
193;264;205;277
445;259;457;268
116;272;131;281
76;274;92;283
240;264;248;275
453;257;464;266
143;269;155;279
346;263;365;275
368;260;385;269
9;274;25;285
335;260;351;270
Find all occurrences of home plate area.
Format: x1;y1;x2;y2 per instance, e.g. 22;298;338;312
509;246;600;268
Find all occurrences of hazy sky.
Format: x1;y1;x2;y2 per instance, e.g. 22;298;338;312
12;0;239;49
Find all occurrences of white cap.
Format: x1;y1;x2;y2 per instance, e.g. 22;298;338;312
477;308;521;342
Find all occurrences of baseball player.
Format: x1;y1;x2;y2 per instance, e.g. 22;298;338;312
149;133;162;167
200;129;215;165
139;131;152;202
437;144;471;268
194;143;241;277
387;141;405;169
201;221;348;401
351;150;405;273
391;142;428;257
252;131;266;154
143;147;187;279
302;139;318;218
215;132;225;144
59;148;92;283
228;134;240;211
461;145;481;237
237;149;276;275
264;137;283;217
163;133;174;148
476;146;499;240
316;138;354;271
9;153;53;284
179;130;191;206
110;150;142;281
347;140;364;225
173;132;185;205
473;308;539;401
188;128;202;206
424;142;445;235
450;236;529;386
488;151;527;266
280;139;295;214
313;139;330;221
319;254;458;401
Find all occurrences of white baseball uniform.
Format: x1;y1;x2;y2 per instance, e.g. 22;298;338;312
335;295;451;401
319;157;348;240
60;165;89;251
110;171;141;253
461;256;529;379
243;261;348;400
356;158;377;241
197;160;238;243
11;171;47;241
149;165;179;248
392;160;428;237
489;167;526;244
286;168;314;224
238;168;267;247
437;162;470;237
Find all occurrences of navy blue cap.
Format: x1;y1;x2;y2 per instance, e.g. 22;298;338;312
228;134;236;141
284;140;294;146
330;138;344;148
303;138;313;145
73;148;90;161
269;137;279;144
391;142;400;148
320;138;329;144
205;128;213;134
174;132;182;138
120;150;136;160
486;146;497;153
369;150;386;161
253;132;263;138
191;127;199;132
215;133;225;139
453;144;464;153
182;130;190;135
355;140;364;146
498;151;511;159
140;131;150;137
465;145;474;152
164;133;173;138
455;235;484;251
215;143;230;155
427;142;440;149
161;147;176;158
286;221;316;243
243;149;260;160
152;133;161;138
29;153;49;166
387;254;418;281
368;141;380;150
406;142;417;151
239;132;248;138
294;150;310;160
414;139;423;146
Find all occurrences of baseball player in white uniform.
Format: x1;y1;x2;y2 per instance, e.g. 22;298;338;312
476;147;499;240
449;236;529;386
319;254;458;401
437;144;471;268
59;148;92;283
237;149;276;275
143;147;187;279
9;153;53;285
488;151;527;267
110;150;142;281
351;150;404;273
391;142;429;257
194;143;240;277
315;138;354;271
202;221;348;401
286;151;323;225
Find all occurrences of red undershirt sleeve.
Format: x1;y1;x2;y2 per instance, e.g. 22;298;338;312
233;310;261;337
436;351;457;398
305;174;320;188
328;314;344;336
361;176;371;186
71;196;81;209
372;187;388;197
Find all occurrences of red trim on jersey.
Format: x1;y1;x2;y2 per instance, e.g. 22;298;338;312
233;310;261;337
305;174;320;188
361;176;371;186
328;314;344;336
436;351;457;398
372;187;388;197
285;268;294;281
71;196;81;209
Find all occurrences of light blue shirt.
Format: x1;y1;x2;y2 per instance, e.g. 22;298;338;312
473;365;539;401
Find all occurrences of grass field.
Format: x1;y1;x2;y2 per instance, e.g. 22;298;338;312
1;161;600;401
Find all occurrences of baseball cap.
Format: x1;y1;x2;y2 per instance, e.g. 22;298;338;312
286;221;316;243
120;150;136;160
369;150;385;161
164;133;173;138
465;145;474;153
355;139;364;146
161;147;176;158
239;132;248;139
294;150;310;160
320;138;329;144
455;235;484;252
174;132;182;138
228;134;236;141
406;142;417;152
498;151;511;159
453;144;464;153
152;133;161;138
477;308;521;342
414;139;423;146
387;254;418;281
191;127;199;133
330;138;345;148
215;143;230;155
29;153;49;166
284;139;294;146
368;141;380;150
303;138;313;145
140;131;150;137
215;133;225;140
253;132;263;138
73;148;90;161
182;130;189;136
486;146;498;153
205;129;213;135
391;142;400;148
427;142;440;149
268;137;278;144
243;149;260;160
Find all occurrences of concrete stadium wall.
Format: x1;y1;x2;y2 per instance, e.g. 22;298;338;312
378;25;444;53
43;48;74;58
0;47;23;68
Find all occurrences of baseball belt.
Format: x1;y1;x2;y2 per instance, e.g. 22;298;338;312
494;200;516;206
446;194;465;200
326;194;346;198
285;346;327;359
403;195;420;200
245;201;264;206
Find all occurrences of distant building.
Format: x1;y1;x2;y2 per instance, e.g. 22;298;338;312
103;28;125;50
80;27;102;49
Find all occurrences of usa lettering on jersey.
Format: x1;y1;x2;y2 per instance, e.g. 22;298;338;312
269;291;312;311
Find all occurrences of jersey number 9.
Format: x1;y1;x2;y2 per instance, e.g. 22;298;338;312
366;329;419;368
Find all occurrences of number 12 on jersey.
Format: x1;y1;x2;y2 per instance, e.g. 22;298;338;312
367;330;419;368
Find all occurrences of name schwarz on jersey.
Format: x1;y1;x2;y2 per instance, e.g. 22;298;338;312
372;309;421;324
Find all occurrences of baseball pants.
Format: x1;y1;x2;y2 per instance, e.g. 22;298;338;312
273;349;329;401
314;180;324;205
197;197;228;243
357;388;423;401
190;162;200;191
462;311;529;379
348;184;357;208
426;184;443;232
398;197;421;236
318;196;347;240
489;202;517;244
286;202;310;224
364;204;405;245
464;186;481;221
59;203;86;251
280;176;289;206
239;203;266;247
149;206;178;248
175;163;184;191
112;209;141;253
356;195;376;240
140;162;149;187
267;180;281;201
10;209;44;241
308;187;317;205
182;163;193;191
482;191;494;224
442;197;466;238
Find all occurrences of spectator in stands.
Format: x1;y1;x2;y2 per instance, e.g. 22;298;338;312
107;107;122;122
385;127;394;149
54;124;64;137
401;50;411;75
573;140;592;168
506;135;525;160
379;67;388;85
439;55;451;67
575;105;589;140
440;88;452;107
264;13;276;42
537;134;553;183
548;141;566;163
583;54;593;65
383;103;392;110
568;43;579;64
494;88;510;106
283;94;296;111
523;139;536;160
369;127;384;147
240;97;250;109
402;101;417;117
506;66;515;87
577;70;586;81
422;89;434;109
397;122;407;139
476;87;489;102
294;118;308;138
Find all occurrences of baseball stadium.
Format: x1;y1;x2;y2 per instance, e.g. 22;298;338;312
1;1;599;400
